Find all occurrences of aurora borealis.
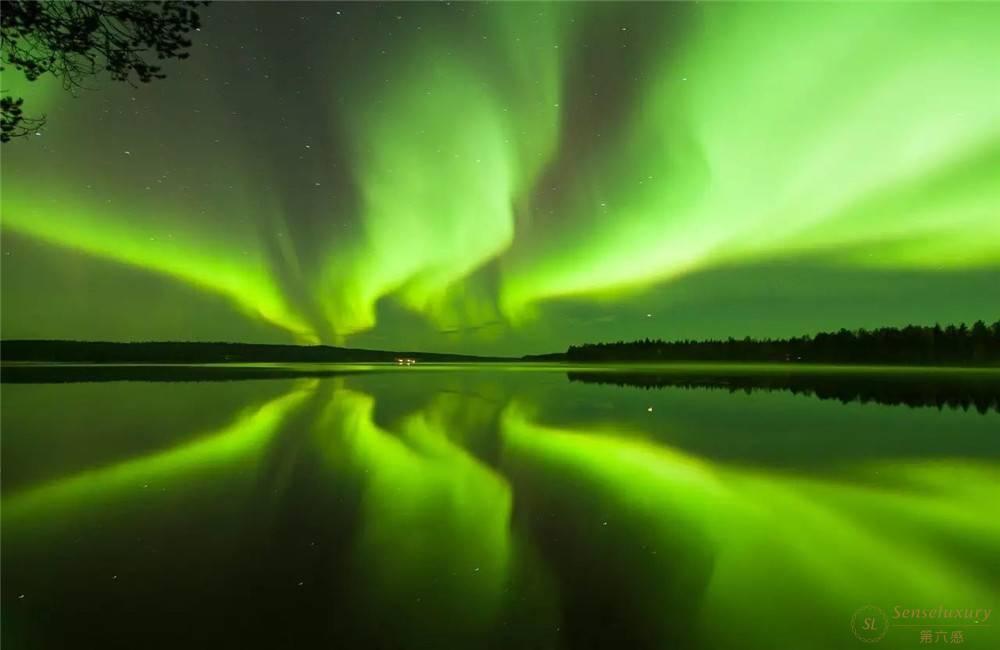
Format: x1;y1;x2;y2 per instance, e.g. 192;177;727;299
2;2;999;353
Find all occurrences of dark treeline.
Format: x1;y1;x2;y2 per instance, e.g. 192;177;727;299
0;364;364;384
0;340;510;364
567;370;1000;414
566;321;1000;366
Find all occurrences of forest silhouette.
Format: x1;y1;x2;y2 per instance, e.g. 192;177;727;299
566;321;1000;366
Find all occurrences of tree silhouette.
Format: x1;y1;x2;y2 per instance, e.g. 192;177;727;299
1;0;206;142
566;320;1000;367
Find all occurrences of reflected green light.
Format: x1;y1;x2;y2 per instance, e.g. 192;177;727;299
501;405;1000;649
2;372;997;649
2;381;316;524
316;387;514;642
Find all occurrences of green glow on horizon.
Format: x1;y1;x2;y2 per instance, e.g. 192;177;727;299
1;2;997;347
1;196;318;341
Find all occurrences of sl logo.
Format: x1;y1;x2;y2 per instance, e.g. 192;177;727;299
852;605;889;643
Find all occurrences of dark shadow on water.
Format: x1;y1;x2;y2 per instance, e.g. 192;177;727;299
567;369;1000;414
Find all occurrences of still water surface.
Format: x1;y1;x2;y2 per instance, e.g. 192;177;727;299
3;364;998;649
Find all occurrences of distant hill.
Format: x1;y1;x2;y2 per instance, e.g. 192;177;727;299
0;340;514;364
521;352;567;362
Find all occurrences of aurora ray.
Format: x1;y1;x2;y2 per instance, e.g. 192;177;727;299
2;1;997;352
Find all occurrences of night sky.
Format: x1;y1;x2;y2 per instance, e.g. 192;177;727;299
2;1;998;355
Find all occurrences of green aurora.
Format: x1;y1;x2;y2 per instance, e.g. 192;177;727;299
2;2;998;353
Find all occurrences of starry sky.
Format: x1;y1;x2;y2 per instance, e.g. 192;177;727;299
2;1;998;355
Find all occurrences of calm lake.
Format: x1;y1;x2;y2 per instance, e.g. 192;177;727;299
2;364;998;649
